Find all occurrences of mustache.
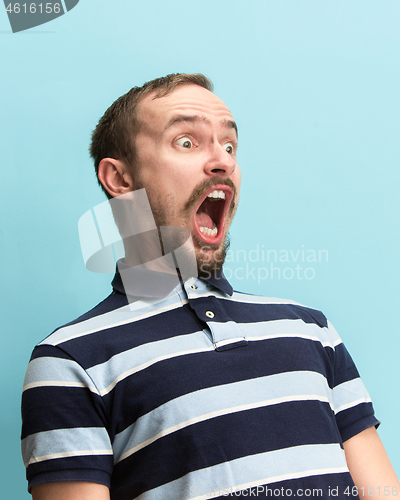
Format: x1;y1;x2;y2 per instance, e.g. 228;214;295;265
183;177;237;213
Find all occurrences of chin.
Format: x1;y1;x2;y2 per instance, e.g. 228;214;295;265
195;235;230;279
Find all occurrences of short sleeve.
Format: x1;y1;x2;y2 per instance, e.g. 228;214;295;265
21;344;113;491
328;321;380;442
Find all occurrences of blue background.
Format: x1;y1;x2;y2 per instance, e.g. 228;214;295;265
1;1;399;497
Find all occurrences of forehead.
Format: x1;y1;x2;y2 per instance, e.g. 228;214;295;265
137;84;234;131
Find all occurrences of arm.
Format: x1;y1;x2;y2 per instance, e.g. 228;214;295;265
22;347;113;497
32;482;110;500
344;426;399;498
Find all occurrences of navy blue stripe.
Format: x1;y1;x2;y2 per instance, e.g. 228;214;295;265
213;299;328;328
336;404;379;442
21;387;107;438
333;343;360;387
111;400;339;499
30;345;74;361
104;337;334;433
28;469;111;493
27;455;113;482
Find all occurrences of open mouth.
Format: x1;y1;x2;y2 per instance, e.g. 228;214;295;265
193;184;234;245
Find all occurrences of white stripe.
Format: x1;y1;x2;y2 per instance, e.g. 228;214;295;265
333;337;342;347
246;331;335;348
335;397;372;415
23;380;98;393
213;337;245;348
327;320;343;346
22;356;100;394
25;449;112;467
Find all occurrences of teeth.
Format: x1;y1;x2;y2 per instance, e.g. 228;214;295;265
199;226;218;237
207;190;226;200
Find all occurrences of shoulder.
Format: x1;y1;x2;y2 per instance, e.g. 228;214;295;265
218;289;343;349
36;291;128;348
30;286;184;370
23;291;132;403
23;291;130;377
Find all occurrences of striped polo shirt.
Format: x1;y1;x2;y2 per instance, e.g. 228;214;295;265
21;267;379;499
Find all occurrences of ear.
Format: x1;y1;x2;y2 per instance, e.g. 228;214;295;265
98;158;135;198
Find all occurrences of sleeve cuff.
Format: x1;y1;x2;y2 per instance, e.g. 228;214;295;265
340;414;381;443
28;468;111;493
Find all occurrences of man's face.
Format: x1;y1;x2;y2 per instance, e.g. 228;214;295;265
133;84;241;275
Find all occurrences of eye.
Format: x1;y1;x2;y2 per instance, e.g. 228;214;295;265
223;142;234;154
176;137;193;149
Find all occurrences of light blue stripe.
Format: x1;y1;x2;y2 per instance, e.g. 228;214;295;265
87;318;338;396
87;331;212;395
239;318;339;348
135;443;348;500
23;356;98;392
21;427;112;467
207;320;244;343
333;378;372;413
113;371;333;463
41;290;186;346
231;292;306;306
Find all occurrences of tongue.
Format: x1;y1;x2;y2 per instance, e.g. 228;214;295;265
196;212;213;229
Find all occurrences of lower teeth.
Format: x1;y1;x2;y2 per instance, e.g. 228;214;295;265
200;226;218;237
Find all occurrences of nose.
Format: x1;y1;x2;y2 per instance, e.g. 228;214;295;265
204;142;237;178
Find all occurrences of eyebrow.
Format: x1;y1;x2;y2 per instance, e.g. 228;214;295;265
164;115;238;137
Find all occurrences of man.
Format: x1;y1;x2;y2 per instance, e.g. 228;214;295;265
22;74;398;499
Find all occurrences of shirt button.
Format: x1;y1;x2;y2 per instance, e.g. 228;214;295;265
205;311;214;319
190;284;197;290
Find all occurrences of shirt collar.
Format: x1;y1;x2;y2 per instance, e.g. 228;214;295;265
112;260;233;299
202;268;233;295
